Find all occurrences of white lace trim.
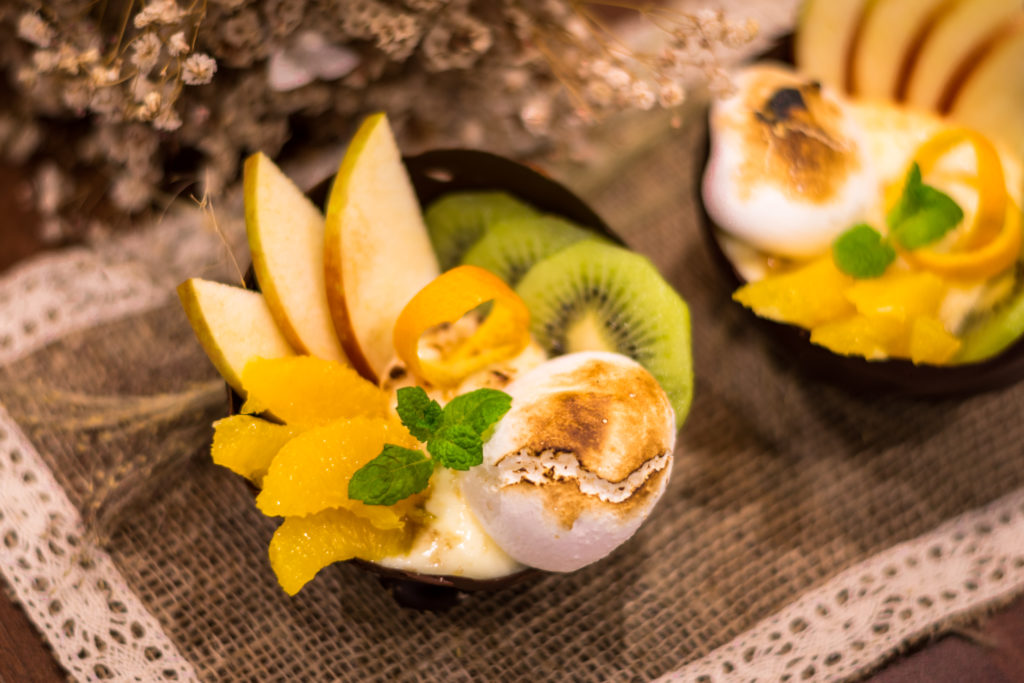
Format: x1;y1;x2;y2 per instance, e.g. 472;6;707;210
656;488;1024;682
0;197;245;367
0;198;243;681
0;402;199;681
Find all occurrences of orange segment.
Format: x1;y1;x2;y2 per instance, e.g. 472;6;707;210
393;265;531;387
211;415;301;486
240;356;389;428
810;314;905;360
844;270;947;322
733;257;855;328
908;316;961;365
256;415;420;529
269;508;413;595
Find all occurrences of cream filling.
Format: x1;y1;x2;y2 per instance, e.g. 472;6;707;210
378;468;523;579
496;448;671;504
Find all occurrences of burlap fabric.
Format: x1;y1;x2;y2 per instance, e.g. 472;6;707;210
1;114;1023;682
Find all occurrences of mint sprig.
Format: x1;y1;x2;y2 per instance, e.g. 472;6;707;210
348;387;512;505
832;223;895;279
887;163;964;249
832;163;964;279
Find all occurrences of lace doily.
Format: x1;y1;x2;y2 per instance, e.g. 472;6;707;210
659;488;1024;681
0;197;242;681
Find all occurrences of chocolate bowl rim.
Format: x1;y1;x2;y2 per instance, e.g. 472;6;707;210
228;147;634;602
695;119;1024;398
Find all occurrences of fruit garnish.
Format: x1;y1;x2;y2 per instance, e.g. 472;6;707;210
392;265;531;388
460;215;596;286
244;152;348;362
898;131;1020;280
176;278;296;396
323;112;440;382
269;507;413;596
515;240;694;422
239;356;388;428
733;256;855;328
348;386;511;506
424;191;540;271
257;415;421;529
211;415;300;486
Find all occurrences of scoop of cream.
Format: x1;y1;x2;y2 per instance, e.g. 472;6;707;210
462;351;676;572
702;63;878;258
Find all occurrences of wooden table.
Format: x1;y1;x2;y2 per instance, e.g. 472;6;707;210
0;165;1021;681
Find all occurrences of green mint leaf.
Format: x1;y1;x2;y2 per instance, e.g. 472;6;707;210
832;223;896;279
890;187;964;249
441;388;512;436
395;386;443;442
887;163;964;250
886;162;924;231
347;444;433;505
428;424;483;471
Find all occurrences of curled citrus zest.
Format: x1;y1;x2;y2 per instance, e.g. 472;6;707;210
393;265;530;387
903;200;1021;281
909;128;1010;255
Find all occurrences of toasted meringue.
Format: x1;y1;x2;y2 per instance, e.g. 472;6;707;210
463;351;676;572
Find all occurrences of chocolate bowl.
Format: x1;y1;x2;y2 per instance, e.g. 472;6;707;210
229;149;626;609
695;126;1024;398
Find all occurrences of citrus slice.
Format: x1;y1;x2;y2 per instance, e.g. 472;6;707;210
733;256;855;328
269;507;412;595
256;415;420;529
908;316;961;365
393;265;531;387
240;356;389;428
211;415;301;486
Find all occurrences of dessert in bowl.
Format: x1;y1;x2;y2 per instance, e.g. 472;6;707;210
699;4;1024;396
178;114;693;605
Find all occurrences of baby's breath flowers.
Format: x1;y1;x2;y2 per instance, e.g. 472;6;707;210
1;0;756;241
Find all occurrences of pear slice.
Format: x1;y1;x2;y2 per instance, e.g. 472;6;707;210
850;0;953;100
794;0;873;92
902;0;1021;110
324;113;440;381
949;22;1024;164
177;278;295;395
244;152;347;362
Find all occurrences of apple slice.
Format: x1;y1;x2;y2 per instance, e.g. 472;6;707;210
902;0;1021;110
324;113;440;382
794;0;872;92
850;0;954;100
177;278;295;395
948;22;1024;164
244;152;348;362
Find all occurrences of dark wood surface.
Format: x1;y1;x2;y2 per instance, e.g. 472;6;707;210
0;165;1021;682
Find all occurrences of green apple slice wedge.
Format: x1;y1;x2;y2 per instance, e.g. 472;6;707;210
177;278;295;395
324;113;440;381
948;21;1024;164
244;152;348;362
902;0;1021;110
794;0;872;92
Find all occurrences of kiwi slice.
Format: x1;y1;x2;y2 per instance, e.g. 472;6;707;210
461;215;598;286
955;261;1024;363
515;240;693;423
424;191;540;271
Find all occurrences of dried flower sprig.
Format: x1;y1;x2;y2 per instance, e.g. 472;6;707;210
0;0;756;241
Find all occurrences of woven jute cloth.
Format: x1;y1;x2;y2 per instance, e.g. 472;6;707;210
1;113;1023;683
